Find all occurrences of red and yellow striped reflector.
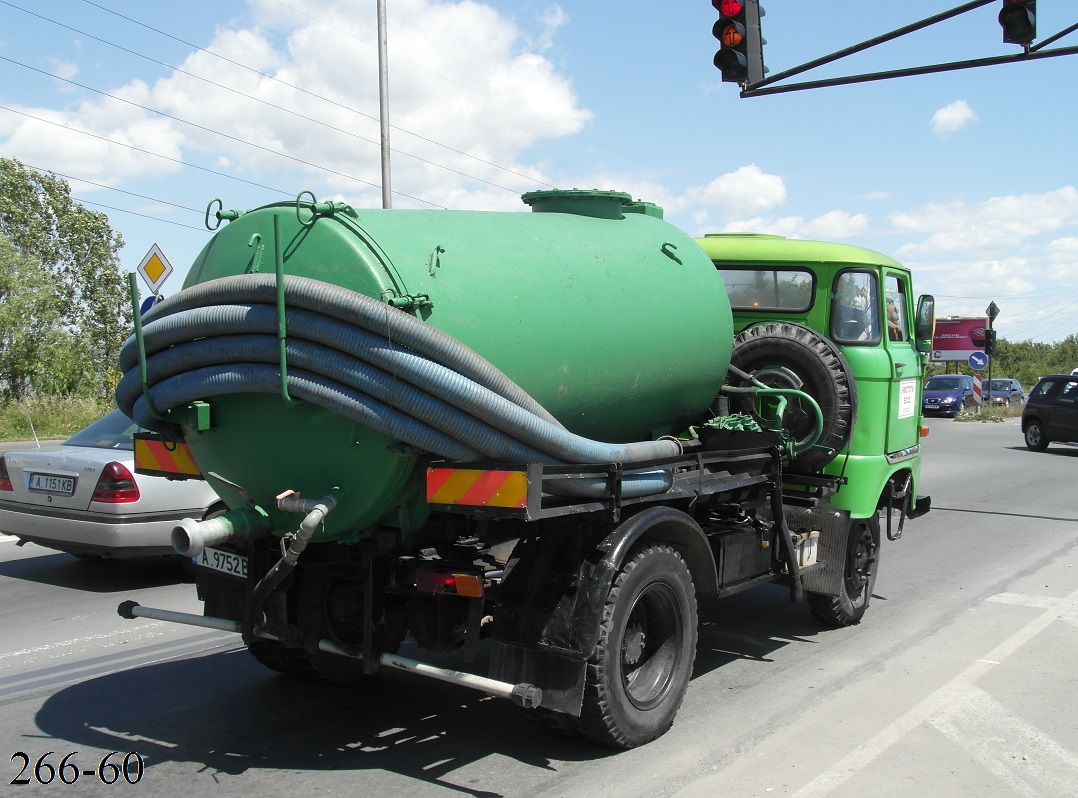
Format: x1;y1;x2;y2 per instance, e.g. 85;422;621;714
133;436;202;479
426;467;528;508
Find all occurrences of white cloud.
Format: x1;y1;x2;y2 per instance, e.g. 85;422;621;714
892;187;1078;259
689;164;786;212
0;0;591;210
535;6;570;51
931;100;978;138
719;211;869;241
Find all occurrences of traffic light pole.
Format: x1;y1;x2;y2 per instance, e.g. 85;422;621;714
741;45;1078;97
739;0;1078;98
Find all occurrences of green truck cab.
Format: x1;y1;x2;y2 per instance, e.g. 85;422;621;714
697;231;934;540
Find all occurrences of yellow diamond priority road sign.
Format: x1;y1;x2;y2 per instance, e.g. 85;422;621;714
137;243;174;295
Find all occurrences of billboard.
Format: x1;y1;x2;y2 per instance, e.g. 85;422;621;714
930;317;988;363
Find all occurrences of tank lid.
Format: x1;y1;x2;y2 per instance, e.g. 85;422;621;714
521;189;635;219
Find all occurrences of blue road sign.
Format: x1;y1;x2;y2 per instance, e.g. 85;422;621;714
968;351;988;371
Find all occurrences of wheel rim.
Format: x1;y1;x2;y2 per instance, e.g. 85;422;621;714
845;524;877;600
1027;425;1041;446
619;580;683;711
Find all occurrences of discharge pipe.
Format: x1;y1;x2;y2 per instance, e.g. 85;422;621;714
246;488;342;624
172;505;271;558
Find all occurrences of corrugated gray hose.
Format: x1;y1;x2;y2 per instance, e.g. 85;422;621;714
117;275;681;498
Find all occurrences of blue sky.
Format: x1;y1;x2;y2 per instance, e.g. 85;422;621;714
1;0;1075;343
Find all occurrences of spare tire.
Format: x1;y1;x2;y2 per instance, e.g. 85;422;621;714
724;322;856;473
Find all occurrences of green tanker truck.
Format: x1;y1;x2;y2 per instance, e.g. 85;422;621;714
117;189;934;749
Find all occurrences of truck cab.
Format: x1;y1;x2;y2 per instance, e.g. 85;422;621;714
694;233;934;531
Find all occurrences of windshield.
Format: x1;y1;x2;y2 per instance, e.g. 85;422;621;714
63;409;141;451
926;377;962;391
989;380;1011;391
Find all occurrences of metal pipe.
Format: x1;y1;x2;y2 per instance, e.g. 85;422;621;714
377;652;542;709
245;489;342;626
116;600;278;640
115;601;542;709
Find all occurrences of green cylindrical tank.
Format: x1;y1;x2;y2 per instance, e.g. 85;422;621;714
174;190;733;537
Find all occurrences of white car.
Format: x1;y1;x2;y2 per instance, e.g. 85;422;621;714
0;410;222;559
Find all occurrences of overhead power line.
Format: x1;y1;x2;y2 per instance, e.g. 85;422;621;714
0;0;539;196
75;0;557;192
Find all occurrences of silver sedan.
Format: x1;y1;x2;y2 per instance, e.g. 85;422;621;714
0;410;222;560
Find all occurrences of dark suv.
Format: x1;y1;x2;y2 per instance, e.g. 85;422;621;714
1021;375;1078;451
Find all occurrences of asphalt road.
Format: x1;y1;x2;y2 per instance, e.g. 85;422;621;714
1;417;1076;797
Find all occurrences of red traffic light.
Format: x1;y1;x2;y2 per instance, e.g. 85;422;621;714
713;0;743;14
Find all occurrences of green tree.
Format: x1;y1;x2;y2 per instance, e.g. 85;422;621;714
0;158;129;398
0;235;86;399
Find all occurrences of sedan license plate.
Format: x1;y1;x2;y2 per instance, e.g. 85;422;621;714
28;472;76;495
196;546;248;579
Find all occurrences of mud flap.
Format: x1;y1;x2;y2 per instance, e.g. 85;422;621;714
490;641;586;716
781;505;853;598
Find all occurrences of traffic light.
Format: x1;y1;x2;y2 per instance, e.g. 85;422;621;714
712;0;765;85
999;0;1036;46
983;329;997;356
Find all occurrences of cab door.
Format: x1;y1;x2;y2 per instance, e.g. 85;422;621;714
882;271;922;454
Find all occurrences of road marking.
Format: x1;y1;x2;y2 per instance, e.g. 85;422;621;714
792;586;1078;798
929;687;1078;797
987;592;1060;609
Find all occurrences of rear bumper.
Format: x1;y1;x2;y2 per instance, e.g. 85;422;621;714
0;499;205;558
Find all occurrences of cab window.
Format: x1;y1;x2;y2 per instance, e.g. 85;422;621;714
832;270;880;344
884;275;908;342
717;268;814;312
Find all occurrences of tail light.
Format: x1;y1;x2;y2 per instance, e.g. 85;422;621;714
415;570;484;598
92;462;140;503
0;456;12;492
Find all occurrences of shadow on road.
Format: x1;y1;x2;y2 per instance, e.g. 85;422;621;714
0;550;190;593
33;647;608;796
29;582;838;793
694;582;831;676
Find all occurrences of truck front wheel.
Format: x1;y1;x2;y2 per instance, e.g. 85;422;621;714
808;516;879;627
578;543;697;748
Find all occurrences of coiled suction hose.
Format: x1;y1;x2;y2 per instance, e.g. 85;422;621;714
117;274;681;498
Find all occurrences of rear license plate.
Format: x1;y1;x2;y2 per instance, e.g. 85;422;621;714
196;547;248;579
28;473;76;495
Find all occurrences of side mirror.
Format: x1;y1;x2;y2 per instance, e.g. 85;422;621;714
914;294;935;354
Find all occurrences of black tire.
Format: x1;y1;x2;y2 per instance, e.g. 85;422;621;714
577;544;697;748
198;571;317;678
1024;419;1049;452
530;707;582;738
293;568;372;684
808;515;879;627
247;638;316;678
726;322;856;473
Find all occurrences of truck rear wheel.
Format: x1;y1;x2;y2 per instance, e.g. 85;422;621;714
578;543;697;748
726;322;856;473
808;515;879;627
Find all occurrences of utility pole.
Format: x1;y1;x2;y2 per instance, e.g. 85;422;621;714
377;0;392;208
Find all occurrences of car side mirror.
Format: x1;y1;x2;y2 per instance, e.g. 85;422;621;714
914;294;935;354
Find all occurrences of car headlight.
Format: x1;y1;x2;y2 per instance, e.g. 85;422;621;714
940;396;957;404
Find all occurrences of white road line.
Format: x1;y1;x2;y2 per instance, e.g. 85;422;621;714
792;586;1078;798
987;592;1060;609
0;623;168;663
929;686;1078;797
